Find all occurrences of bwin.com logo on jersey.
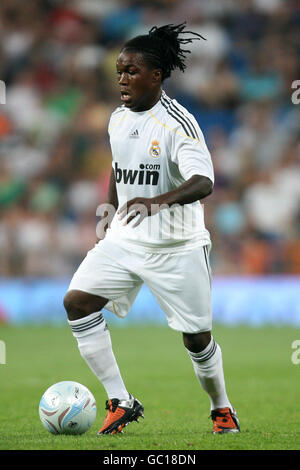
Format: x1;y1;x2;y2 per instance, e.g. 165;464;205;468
114;162;160;185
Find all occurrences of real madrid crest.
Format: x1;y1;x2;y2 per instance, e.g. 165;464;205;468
149;140;161;158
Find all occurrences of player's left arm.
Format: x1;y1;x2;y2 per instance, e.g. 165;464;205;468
156;174;213;206
118;174;213;227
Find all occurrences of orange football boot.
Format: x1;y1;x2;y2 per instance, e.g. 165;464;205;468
97;395;144;435
211;407;240;434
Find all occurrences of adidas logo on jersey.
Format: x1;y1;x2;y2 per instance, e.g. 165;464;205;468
114;162;160;185
129;129;139;138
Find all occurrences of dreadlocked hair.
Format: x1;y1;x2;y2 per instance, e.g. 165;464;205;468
121;23;205;81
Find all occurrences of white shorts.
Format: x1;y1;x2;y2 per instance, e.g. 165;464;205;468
68;239;212;334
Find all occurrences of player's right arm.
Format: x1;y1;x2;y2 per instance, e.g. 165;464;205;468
106;168;118;211
96;168;118;242
96;106;124;241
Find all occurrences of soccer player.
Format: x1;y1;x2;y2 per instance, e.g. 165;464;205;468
64;23;240;435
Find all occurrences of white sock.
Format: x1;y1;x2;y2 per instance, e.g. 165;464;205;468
187;337;232;411
68;312;130;401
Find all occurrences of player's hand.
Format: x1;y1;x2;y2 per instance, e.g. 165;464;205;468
117;197;160;228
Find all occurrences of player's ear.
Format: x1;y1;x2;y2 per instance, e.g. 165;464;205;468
152;69;162;83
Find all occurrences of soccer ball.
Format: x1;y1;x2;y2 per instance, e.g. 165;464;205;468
39;381;97;435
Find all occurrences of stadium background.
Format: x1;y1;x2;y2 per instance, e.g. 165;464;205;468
0;0;299;328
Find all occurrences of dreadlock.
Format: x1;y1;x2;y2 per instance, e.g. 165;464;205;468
121;23;206;81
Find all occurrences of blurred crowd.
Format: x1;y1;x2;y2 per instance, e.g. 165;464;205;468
0;0;300;277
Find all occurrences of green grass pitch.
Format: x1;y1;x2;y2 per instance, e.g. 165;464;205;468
0;323;299;450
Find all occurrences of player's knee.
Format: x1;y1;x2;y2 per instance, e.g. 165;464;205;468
64;290;108;321
183;331;211;353
63;290;89;320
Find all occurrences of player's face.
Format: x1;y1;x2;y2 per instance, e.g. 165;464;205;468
116;51;161;112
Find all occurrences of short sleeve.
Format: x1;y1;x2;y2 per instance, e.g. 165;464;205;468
171;123;214;185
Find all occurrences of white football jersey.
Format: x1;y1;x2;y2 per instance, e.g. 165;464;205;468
104;90;214;252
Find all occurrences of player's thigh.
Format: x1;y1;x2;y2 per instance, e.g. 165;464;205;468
144;246;212;333
67;241;142;303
